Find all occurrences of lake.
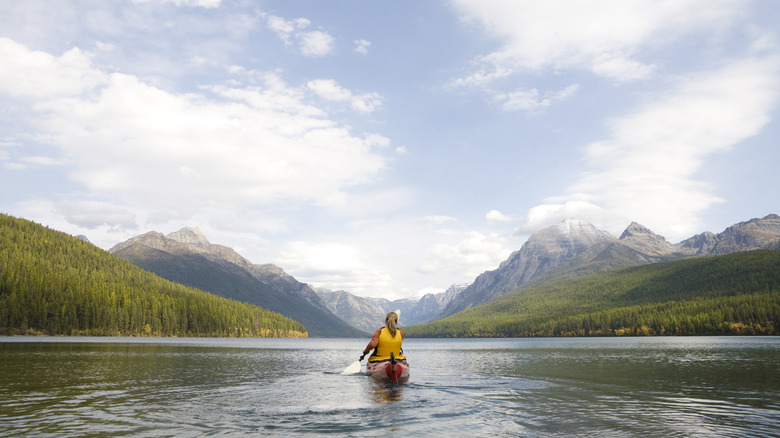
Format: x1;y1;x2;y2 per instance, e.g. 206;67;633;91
1;336;778;437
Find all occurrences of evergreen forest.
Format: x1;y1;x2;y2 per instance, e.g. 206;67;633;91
0;214;307;337
403;250;780;337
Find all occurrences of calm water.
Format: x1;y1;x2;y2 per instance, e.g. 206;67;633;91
1;337;778;437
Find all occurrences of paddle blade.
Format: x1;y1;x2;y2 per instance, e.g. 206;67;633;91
341;361;362;375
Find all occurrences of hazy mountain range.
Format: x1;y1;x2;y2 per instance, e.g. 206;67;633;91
315;284;467;332
318;214;780;327
108;214;779;336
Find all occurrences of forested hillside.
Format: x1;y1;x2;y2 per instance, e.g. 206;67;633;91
0;214;307;337
404;250;780;337
111;230;366;337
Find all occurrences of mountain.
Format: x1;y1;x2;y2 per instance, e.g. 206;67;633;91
110;227;365;337
439;219;615;317
384;283;466;325
438;215;780;318
316;289;387;332
536;214;780;284
677;214;780;255
316;283;467;331
0;214;306;337
403;249;780;337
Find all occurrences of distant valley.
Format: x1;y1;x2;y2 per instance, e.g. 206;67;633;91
315;284;466;332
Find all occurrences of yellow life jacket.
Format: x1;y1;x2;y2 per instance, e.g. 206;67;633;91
368;327;406;362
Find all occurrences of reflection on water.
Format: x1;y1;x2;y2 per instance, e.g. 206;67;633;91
368;380;405;404
0;337;778;436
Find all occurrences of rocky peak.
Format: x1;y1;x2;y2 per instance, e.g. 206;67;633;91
619;222;674;255
706;214;780;254
167;227;210;248
520;218;615;256
558;218;595;235
620;222;653;239
442;283;469;305
109;231;167;253
676;232;718;255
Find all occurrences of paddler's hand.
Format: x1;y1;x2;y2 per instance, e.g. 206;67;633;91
359;354;365;361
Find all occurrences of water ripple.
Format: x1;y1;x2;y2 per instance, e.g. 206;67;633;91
1;337;778;436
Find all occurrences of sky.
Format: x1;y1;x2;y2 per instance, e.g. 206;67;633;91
1;0;779;300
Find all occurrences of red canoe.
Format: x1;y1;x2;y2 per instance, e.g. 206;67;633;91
365;353;409;383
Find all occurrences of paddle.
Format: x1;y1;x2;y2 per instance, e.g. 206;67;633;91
341;356;364;375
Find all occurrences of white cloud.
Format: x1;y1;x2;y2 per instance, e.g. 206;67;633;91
299;31;335;57
266;15;311;44
452;0;744;82
424;215;457;225
349;92;382;113
307;78;383;113
353;39;371;55
522;201;615;234
307;78;352;101
525;56;780;240
21;156;59;166
11;199;141;247
492;84;579;112
57;200;137;229
297;217;518;298
131;0;222;8
417;231;512;280
95;42;115;52
276;241;393;295
591;54;656;82
0;38;390;223
265;14;335;57
448;66;513;89
0;39;106;98
414;286;446;298
485;209;512;223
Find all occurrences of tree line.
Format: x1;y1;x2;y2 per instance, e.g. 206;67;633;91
404;250;780;337
0;214;307;337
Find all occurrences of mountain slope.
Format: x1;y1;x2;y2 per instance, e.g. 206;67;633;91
404;249;780;337
0;214;306;337
110;228;365;337
440;219;615;317
317;290;387;332
440;215;780;318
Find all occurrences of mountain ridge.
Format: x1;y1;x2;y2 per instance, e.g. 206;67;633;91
110;228;365;337
438;214;780;318
107;214;780;334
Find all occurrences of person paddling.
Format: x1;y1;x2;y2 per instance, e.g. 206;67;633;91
361;311;407;365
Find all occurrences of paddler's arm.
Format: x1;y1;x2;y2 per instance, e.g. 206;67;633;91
362;329;381;357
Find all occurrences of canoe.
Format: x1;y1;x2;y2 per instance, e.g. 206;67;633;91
365;353;409;383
